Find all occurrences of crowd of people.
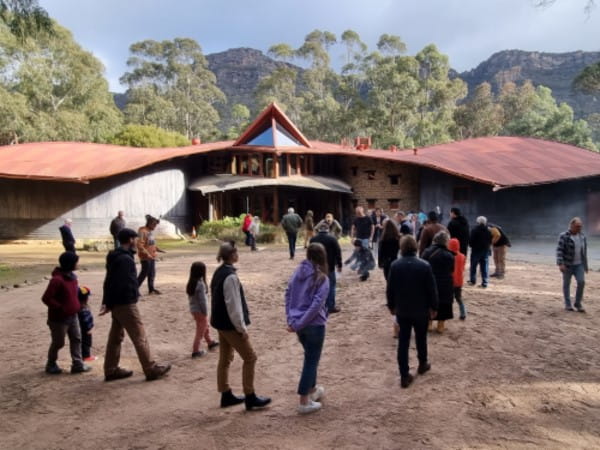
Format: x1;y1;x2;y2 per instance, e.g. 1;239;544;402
41;207;589;414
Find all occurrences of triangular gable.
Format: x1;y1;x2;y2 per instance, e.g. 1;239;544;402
234;102;312;148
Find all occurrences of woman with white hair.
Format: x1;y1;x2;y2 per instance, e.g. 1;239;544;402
468;216;493;288
421;231;455;333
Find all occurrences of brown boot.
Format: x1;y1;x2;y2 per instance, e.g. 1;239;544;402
436;320;445;333
145;363;171;381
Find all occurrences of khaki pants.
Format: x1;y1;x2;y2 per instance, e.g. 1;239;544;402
104;304;155;377
217;330;257;395
493;245;507;276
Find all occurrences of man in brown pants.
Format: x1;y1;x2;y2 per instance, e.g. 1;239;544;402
100;228;171;382
210;242;271;410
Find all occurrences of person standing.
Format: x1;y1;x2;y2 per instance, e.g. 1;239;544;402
109;211;126;249
468;216;492;288
137;215;163;295
557;217;588;312
315;213;343;240
303;210;315;249
59;219;76;253
241;213;252;247
285;243;330;414
448;238;467;320
77;286;97;361
186;262;218;359
310;222;342;313
387;235;438;389
489;222;511;279
210;242;271;410
41;252;90;375
351;206;374;249
101;228;171;382
370;208;388;249
281;208;303;259
248;216;260;251
378;220;400;281
421;231;455;333
447;207;469;257
418;211;447;256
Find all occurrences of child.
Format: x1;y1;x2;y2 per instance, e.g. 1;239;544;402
448;238;467;320
186;262;219;358
344;240;375;281
77;286;96;361
41;252;91;374
248;216;260;251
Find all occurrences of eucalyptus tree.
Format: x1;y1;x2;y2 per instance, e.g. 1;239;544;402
121;38;225;140
0;20;122;143
0;0;52;41
454;82;503;139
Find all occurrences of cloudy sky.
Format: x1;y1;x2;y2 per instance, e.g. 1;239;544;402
40;0;600;92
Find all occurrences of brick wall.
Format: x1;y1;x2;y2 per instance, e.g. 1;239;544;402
338;154;420;214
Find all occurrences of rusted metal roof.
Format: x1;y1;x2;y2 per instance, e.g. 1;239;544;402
0;141;233;183
1;137;599;188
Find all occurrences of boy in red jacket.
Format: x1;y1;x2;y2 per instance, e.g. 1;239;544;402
448;238;467;320
41;252;91;375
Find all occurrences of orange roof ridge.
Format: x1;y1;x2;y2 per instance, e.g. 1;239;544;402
233;102;311;148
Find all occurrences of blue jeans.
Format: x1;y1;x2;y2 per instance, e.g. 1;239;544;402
562;264;585;308
138;259;156;292
469;250;489;286
326;271;336;311
286;232;298;258
296;325;325;396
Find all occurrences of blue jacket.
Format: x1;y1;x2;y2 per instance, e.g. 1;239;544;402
285;260;329;331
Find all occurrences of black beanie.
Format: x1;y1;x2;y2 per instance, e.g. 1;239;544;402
59;252;79;271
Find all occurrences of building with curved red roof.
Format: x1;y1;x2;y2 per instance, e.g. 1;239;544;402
1;103;600;240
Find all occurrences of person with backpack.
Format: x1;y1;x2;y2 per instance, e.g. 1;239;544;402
488;222;511;279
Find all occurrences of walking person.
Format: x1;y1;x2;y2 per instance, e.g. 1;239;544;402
59;219;76;253
448;238;467;320
186;262;219;359
41;252;91;375
418;211;447;256
489;222;511;279
422;231;455;333
310;222;343;313
281;208;303;259
315;213;343;240
370;207;388;250
557;217;588;312
101;228;171;382
109;211;126;249
468;216;492;288
248;216;260;251
378;220;400;281
77;286;97;361
137;215;164;295
387;235;438;388
241;213;252;247
303;210;315;249
351;206;374;249
447;207;469;257
210;242;271;410
285;243;330;414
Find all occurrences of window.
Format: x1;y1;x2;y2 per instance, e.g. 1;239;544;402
367;198;377;209
264;157;274;177
239;155;249;175
279;154;288;176
453;186;471;202
365;170;376;180
289;154;298;175
351;166;358;176
389;175;400;185
250;155;260;176
388;199;400;209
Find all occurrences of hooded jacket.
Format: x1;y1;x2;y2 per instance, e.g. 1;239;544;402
102;247;140;308
42;268;80;321
448;238;465;287
285;260;329;331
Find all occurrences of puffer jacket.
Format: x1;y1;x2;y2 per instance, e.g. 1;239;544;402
285;260;329;331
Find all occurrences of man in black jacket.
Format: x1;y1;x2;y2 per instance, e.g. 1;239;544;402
447;207;469;257
100;228;171;382
469;216;493;288
387;235;438;388
310;222;343;313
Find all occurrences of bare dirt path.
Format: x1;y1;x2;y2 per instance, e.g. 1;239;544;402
1;243;599;449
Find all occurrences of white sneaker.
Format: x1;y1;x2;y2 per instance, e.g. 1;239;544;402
297;400;322;414
310;385;325;402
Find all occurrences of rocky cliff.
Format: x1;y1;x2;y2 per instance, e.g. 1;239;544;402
459;50;600;118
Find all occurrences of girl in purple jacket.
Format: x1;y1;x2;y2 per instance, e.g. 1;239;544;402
285;242;330;414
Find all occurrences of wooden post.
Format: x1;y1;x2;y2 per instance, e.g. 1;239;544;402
273;188;279;224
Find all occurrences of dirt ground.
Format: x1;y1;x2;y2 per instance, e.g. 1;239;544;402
1;241;599;449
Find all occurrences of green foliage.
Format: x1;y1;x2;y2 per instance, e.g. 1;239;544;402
121;38;226;140
454;82;503;139
0;20;122;144
109;124;189;147
574;62;600;94
198;216;243;238
0;0;53;42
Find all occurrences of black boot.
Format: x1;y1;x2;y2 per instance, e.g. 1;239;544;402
220;389;245;408
244;392;271;411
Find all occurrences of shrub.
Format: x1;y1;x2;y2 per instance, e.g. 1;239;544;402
109;124;190;148
198;216;244;238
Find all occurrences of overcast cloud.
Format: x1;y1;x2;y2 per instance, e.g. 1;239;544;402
39;0;600;92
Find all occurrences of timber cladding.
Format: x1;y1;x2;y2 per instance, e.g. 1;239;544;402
339;156;420;213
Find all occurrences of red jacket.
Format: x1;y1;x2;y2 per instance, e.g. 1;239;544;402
42;268;80;321
448;238;465;287
242;214;252;232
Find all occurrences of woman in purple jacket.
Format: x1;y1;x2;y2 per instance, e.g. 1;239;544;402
285;242;330;414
